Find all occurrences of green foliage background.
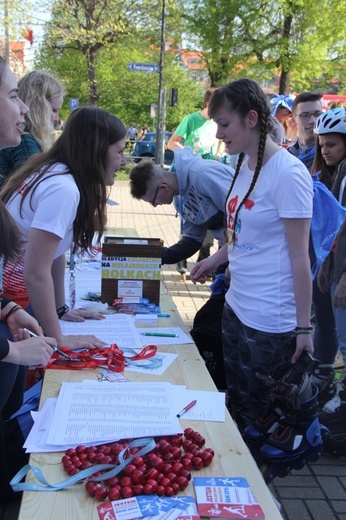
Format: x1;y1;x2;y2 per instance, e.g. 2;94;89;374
31;0;346;125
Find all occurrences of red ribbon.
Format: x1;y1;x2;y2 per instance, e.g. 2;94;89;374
46;344;157;372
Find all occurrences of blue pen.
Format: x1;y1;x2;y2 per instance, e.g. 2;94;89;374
157;313;170;318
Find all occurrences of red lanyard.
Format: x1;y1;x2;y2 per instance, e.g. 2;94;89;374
46;344;158;372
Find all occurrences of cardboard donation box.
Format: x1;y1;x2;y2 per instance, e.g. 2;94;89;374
101;237;163;305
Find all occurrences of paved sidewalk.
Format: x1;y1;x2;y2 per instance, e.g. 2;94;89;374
108;180;346;520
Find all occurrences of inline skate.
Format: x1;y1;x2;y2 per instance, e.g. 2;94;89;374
244;352;325;482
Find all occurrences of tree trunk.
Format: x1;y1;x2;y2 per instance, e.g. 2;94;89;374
86;49;99;106
278;12;293;94
279;69;291;94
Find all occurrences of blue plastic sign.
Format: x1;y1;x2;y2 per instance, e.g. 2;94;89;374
128;62;159;73
69;98;79;111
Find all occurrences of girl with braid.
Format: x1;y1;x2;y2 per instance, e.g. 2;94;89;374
190;79;314;431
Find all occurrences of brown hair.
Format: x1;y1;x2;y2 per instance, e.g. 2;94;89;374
208;78;272;243
311;134;346;188
203;88;216;107
0;201;22;264
0;56;6;85
129;160;156;199
292;92;322;115
1;107;126;252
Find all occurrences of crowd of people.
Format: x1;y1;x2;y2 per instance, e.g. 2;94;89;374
1;52;346;500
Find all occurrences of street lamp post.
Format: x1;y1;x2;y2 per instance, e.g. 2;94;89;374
155;0;166;166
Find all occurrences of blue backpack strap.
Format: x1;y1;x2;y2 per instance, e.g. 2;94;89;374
8;380;43;439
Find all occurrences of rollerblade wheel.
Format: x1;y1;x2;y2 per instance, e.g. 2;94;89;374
260;463;273;483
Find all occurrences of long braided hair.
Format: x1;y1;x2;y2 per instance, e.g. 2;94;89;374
209;79;273;244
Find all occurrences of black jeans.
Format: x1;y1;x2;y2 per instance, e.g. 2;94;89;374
312;279;338;364
0;322;28;502
222;303;295;427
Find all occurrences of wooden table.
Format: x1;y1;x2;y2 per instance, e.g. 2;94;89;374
18;268;283;519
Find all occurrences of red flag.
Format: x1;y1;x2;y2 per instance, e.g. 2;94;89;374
22;27;34;46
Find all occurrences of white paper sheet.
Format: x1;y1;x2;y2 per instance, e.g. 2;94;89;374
46;382;183;446
59;312;143;349
24;386;225;453
174;388;226;422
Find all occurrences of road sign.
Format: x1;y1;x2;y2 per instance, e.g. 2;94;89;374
69;98;79;111
150;103;157;119
128;62;159;73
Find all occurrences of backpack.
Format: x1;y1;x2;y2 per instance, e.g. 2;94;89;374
311;175;346;279
190;293;226;391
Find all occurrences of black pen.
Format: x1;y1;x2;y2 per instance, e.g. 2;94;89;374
23;328;74;361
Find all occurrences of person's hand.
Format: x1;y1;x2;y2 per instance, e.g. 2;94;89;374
4;333;57;366
316;268;330;293
190;257;218;285
6;308;43;338
61;309;106;322
60;335;107;350
333;280;346;308
291;334;314;364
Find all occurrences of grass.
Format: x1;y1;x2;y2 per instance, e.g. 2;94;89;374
116;163;132;181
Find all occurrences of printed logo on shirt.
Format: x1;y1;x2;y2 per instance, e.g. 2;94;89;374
184;185;212;223
17;173;35;197
227;194;255;245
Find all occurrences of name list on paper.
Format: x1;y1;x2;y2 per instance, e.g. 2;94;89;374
46;382;183;446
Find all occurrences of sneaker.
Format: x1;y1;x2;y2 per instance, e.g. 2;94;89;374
319;394;346;456
311;362;337;407
176;260;187;275
322;381;345;413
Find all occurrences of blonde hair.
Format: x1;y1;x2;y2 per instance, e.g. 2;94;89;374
18;70;65;151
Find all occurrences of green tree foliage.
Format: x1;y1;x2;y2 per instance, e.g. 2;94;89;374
184;0;246;87
43;0;140;105
39;0;188;106
184;0;346;93
239;0;346;93
35;34;204;129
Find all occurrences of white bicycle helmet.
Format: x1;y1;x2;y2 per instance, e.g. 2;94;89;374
314;107;346;135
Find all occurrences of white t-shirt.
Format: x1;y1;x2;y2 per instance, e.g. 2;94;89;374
225;148;313;333
3;163;80;300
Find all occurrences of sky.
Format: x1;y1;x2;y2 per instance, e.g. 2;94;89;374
0;1;51;68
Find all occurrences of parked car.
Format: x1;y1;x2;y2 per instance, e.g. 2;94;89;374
131;132;174;166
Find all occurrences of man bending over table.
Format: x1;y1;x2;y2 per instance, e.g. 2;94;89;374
129;146;234;266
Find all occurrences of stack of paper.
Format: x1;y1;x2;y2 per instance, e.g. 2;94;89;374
24;383;225;453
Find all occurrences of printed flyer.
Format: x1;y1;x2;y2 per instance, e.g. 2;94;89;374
193;477;265;519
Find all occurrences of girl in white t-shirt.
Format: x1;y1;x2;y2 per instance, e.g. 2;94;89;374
190;79;314;431
1;106;127;351
0;57;58;504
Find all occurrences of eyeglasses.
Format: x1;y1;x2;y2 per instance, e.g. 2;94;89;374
295;111;323;122
151;185;160;206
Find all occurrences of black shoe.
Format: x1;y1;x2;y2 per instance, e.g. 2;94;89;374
319;394;346;456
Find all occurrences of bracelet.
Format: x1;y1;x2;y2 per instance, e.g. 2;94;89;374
2;304;23;323
295;326;313;336
57;304;70;319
